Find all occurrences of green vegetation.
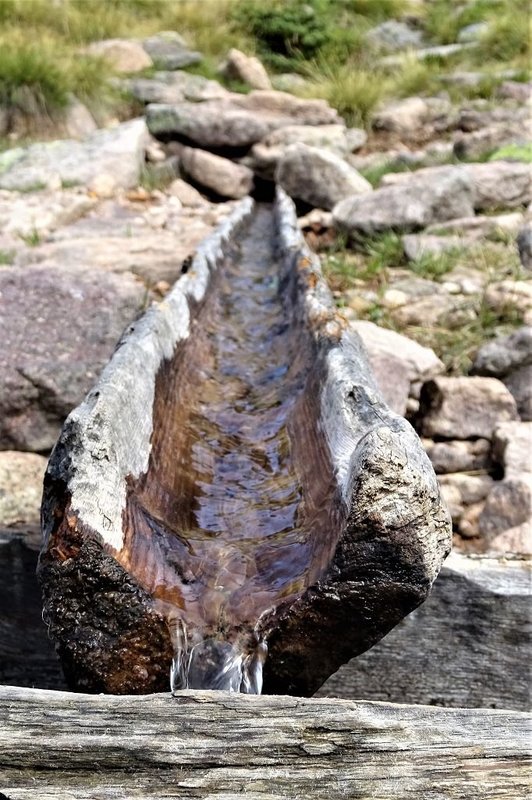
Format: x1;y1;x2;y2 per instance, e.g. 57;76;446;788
489;143;532;163
19;229;41;246
0;248;15;265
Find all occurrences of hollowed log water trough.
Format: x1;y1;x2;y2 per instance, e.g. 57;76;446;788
1;190;529;799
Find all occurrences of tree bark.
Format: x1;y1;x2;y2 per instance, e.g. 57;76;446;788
0;685;529;799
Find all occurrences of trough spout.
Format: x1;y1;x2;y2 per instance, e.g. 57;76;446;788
38;188;451;696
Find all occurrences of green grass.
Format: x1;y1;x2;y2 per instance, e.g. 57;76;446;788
19;229;41;246
0;248;15;265
299;62;389;127
489;143;532;163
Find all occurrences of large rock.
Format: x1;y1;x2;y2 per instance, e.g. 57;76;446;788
425;212;524;239
275;144;372;210
419;376;519;440
180;147;253;199
0;189;94;238
351;320;444;416
222;49;271;90
142;31;201;69
0;265;145;451
517;223;532;271
472;327;532;377
249;124;357;178
504;365;532;421
423;438;491;474
454;122;528;160
379;162;531;211
333;167;474;235
84;39;153;73
0;451;47;526
493;421;532;477
0;119;148;194
402;233;464;261
146;91;341;148
120;71;229;105
373;97;429;134
479;477;532;553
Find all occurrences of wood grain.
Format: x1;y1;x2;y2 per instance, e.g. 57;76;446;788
0;685;530;799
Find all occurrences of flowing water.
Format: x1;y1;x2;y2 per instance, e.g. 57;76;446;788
121;206;342;692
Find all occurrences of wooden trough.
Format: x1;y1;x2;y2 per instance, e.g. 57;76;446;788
38;189;451;696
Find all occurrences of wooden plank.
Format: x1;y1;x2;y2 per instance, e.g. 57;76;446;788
319;552;532;711
0;685;529;799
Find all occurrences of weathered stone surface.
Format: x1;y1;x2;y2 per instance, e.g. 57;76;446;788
351;320;443;416
167;178;207;206
517;223;532;270
333;167;474;235
250;124;352;178
373;97;431;134
0;119;148;194
0;451;47;525
423;438;491;474
0;265;145;451
276;144;372;210
223;48;271;90
484;281;532;318
426;212;524;239
0;188;94;237
493;421;532;477
84;38;153;73
479;477;532;548
146;91;340;148
366;20;424;52
504;365;532;421
180;147;253;199
420;376;519;439
439;473;494;521
142;31;201;69
466;161;532;210
379;162;531;211
472;326;532;377
120;70;229;105
380;42;475;68
458;21;489;41
391;293;470;328
402;233;464;261
63;95;98;139
498;80;531;102
454;122;528;160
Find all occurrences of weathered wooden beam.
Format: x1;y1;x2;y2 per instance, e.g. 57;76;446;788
0;686;529;799
319;552;532;711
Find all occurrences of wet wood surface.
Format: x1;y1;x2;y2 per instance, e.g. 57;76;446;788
0;685;529;799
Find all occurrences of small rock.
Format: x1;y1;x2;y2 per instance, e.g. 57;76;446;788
84;38;153;73
276;143;372;210
423;438;491;474
457;22;489;42
479;477;532;542
63;95;98;139
497;81;531;103
484;281;532;317
439;472;494;511
420;376;518;439
493;421;532;476
333;167;474;235
223;48;271;90
426;212;524;240
351;320;443;416
366;20;424;52
472;327;532;377
0;451;47;526
454;122;527;160
250;124;351;179
391;294;470;328
345;128;368;152
458;501;484;538
180;147;253;199
142;31;202;70
517;224;532;270
402;233;464;261
373;97;429;134
167;178;206;207
504;365;532;421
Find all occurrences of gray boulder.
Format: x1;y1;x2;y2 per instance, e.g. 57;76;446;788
517;224;532;270
366;20;424;52
472;327;532;377
222;48;271;90
504;366;532;421
275;144;372;210
120;71;229;105
0;265;145;451
454;123;528;160
419;376;518;440
250;124;353;178
423;439;491;474
0;451;47;526
84;38;153;73
333;167;474;235
180;147;254;199
142;31;202;69
146;91;341;148
0;119;148;194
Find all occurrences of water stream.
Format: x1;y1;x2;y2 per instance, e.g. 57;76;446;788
121;206;342;692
